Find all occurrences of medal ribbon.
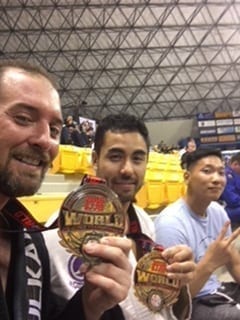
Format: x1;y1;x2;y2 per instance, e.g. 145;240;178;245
128;205;181;312
126;205;163;259
1;175;106;233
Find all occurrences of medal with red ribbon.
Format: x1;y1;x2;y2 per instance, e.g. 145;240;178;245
127;206;181;312
58;175;125;265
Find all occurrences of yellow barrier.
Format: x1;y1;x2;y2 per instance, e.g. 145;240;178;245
135;183;148;208
50;145;94;175
80;148;95;175
18;193;67;223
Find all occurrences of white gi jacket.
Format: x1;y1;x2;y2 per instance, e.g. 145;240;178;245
43;204;191;320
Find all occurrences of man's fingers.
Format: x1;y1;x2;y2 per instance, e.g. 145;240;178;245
100;236;132;256
166;261;196;285
217;220;231;241
225;227;240;246
83;237;132;270
162;244;193;263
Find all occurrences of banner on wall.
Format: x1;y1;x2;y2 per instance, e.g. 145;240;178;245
79;117;96;132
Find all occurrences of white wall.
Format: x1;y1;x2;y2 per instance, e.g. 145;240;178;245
146;118;199;146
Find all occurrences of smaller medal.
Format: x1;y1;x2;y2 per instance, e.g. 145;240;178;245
134;247;181;312
58;175;125;265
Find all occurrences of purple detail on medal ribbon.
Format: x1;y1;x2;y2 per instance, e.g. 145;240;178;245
68;255;84;282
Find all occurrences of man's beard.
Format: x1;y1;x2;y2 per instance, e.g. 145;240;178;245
0;166;45;197
117;192;135;204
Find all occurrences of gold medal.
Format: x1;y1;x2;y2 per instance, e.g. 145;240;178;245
58;176;125;265
134;248;181;312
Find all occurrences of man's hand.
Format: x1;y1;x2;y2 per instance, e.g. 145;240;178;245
162;244;196;287
189;221;240;297
80;236;132;320
204;221;240;271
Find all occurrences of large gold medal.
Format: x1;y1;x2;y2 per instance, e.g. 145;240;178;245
58;176;125;265
134;248;181;312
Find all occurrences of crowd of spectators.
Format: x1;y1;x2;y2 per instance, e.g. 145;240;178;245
152;140;179;154
60;114;95;148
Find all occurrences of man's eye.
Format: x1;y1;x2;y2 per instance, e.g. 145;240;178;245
133;155;145;163
14;115;32;125
51;126;61;138
202;168;211;174
110;154;121;161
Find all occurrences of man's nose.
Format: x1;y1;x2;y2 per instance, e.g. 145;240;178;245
212;171;224;183
120;159;134;174
29;122;53;151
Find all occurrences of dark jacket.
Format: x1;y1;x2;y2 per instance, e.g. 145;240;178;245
220;166;240;223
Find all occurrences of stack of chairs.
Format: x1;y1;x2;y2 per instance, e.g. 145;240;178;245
143;153;168;209
136;152;185;209
164;157;185;203
50;145;94;175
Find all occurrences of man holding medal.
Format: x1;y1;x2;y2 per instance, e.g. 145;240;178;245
0;60;132;320
45;113;196;319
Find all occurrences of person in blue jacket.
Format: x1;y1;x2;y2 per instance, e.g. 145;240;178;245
220;152;240;227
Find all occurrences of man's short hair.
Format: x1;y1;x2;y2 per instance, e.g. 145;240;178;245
0;59;58;91
184;148;222;170
94;113;150;155
230;152;240;164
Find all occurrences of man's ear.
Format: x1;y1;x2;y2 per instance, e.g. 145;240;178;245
183;170;190;184
91;150;98;172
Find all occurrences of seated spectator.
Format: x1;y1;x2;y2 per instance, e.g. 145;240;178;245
220;152;240;227
70;123;85;147
60;115;76;145
153;140;164;152
71;123;95;147
153;140;178;154
85;126;95;148
154;148;240;320
180;137;197;169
